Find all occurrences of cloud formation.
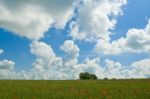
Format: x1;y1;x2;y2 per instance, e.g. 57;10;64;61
0;0;150;80
0;0;74;40
0;49;3;55
60;40;79;60
1;41;150;80
0;50;16;79
26;40;150;79
29;40;100;79
70;0;127;41
95;19;150;55
0;59;15;70
29;41;64;79
22;41;103;79
130;59;150;78
1;44;150;79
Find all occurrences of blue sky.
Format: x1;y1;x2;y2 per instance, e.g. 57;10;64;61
0;0;150;79
112;0;150;39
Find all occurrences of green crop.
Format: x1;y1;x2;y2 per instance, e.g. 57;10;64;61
0;79;150;99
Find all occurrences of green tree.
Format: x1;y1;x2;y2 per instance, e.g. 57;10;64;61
90;74;98;79
79;72;97;80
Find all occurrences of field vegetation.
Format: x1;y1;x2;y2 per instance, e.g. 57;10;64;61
0;79;150;99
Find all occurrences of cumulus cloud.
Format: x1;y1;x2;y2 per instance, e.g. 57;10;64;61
1;0;150;80
29;41;64;79
0;51;17;79
27;41;103;79
94;38;124;55
0;49;31;79
0;49;3;55
78;58;102;78
99;58;150;79
103;59;128;78
1;41;80;80
130;59;150;78
30;41;56;59
28;40;82;79
27;41;150;79
70;0;127;41
95;19;150;55
59;40;102;79
60;40;80;59
0;46;150;79
60;40;80;78
0;0;74;40
0;59;15;70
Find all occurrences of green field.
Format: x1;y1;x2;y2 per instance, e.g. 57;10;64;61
0;79;150;99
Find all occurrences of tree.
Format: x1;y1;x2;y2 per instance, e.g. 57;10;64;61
79;72;98;80
104;77;108;80
90;74;98;79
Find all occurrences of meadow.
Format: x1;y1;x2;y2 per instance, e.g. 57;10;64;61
0;79;150;99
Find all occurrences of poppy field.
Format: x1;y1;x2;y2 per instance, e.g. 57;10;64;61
0;79;150;99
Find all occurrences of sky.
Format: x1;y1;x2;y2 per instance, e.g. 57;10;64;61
0;0;150;80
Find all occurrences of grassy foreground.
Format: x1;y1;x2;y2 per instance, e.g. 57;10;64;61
0;79;150;99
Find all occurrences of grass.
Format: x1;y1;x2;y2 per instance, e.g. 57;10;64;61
0;79;150;99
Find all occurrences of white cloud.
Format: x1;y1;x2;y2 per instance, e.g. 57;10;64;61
130;59;150;78
60;40;80;79
60;40;102;79
0;0;74;40
0;57;17;79
95;19;150;55
0;49;16;79
96;58;150;79
0;59;15;70
1;0;150;80
60;40;80;59
0;49;3;55
27;41;103;79
30;41;56;59
103;59;128;78
70;0;127;41
29;41;64;79
29;40;81;79
29;41;150;79
78;57;103;78
0;47;150;79
94;38;125;55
